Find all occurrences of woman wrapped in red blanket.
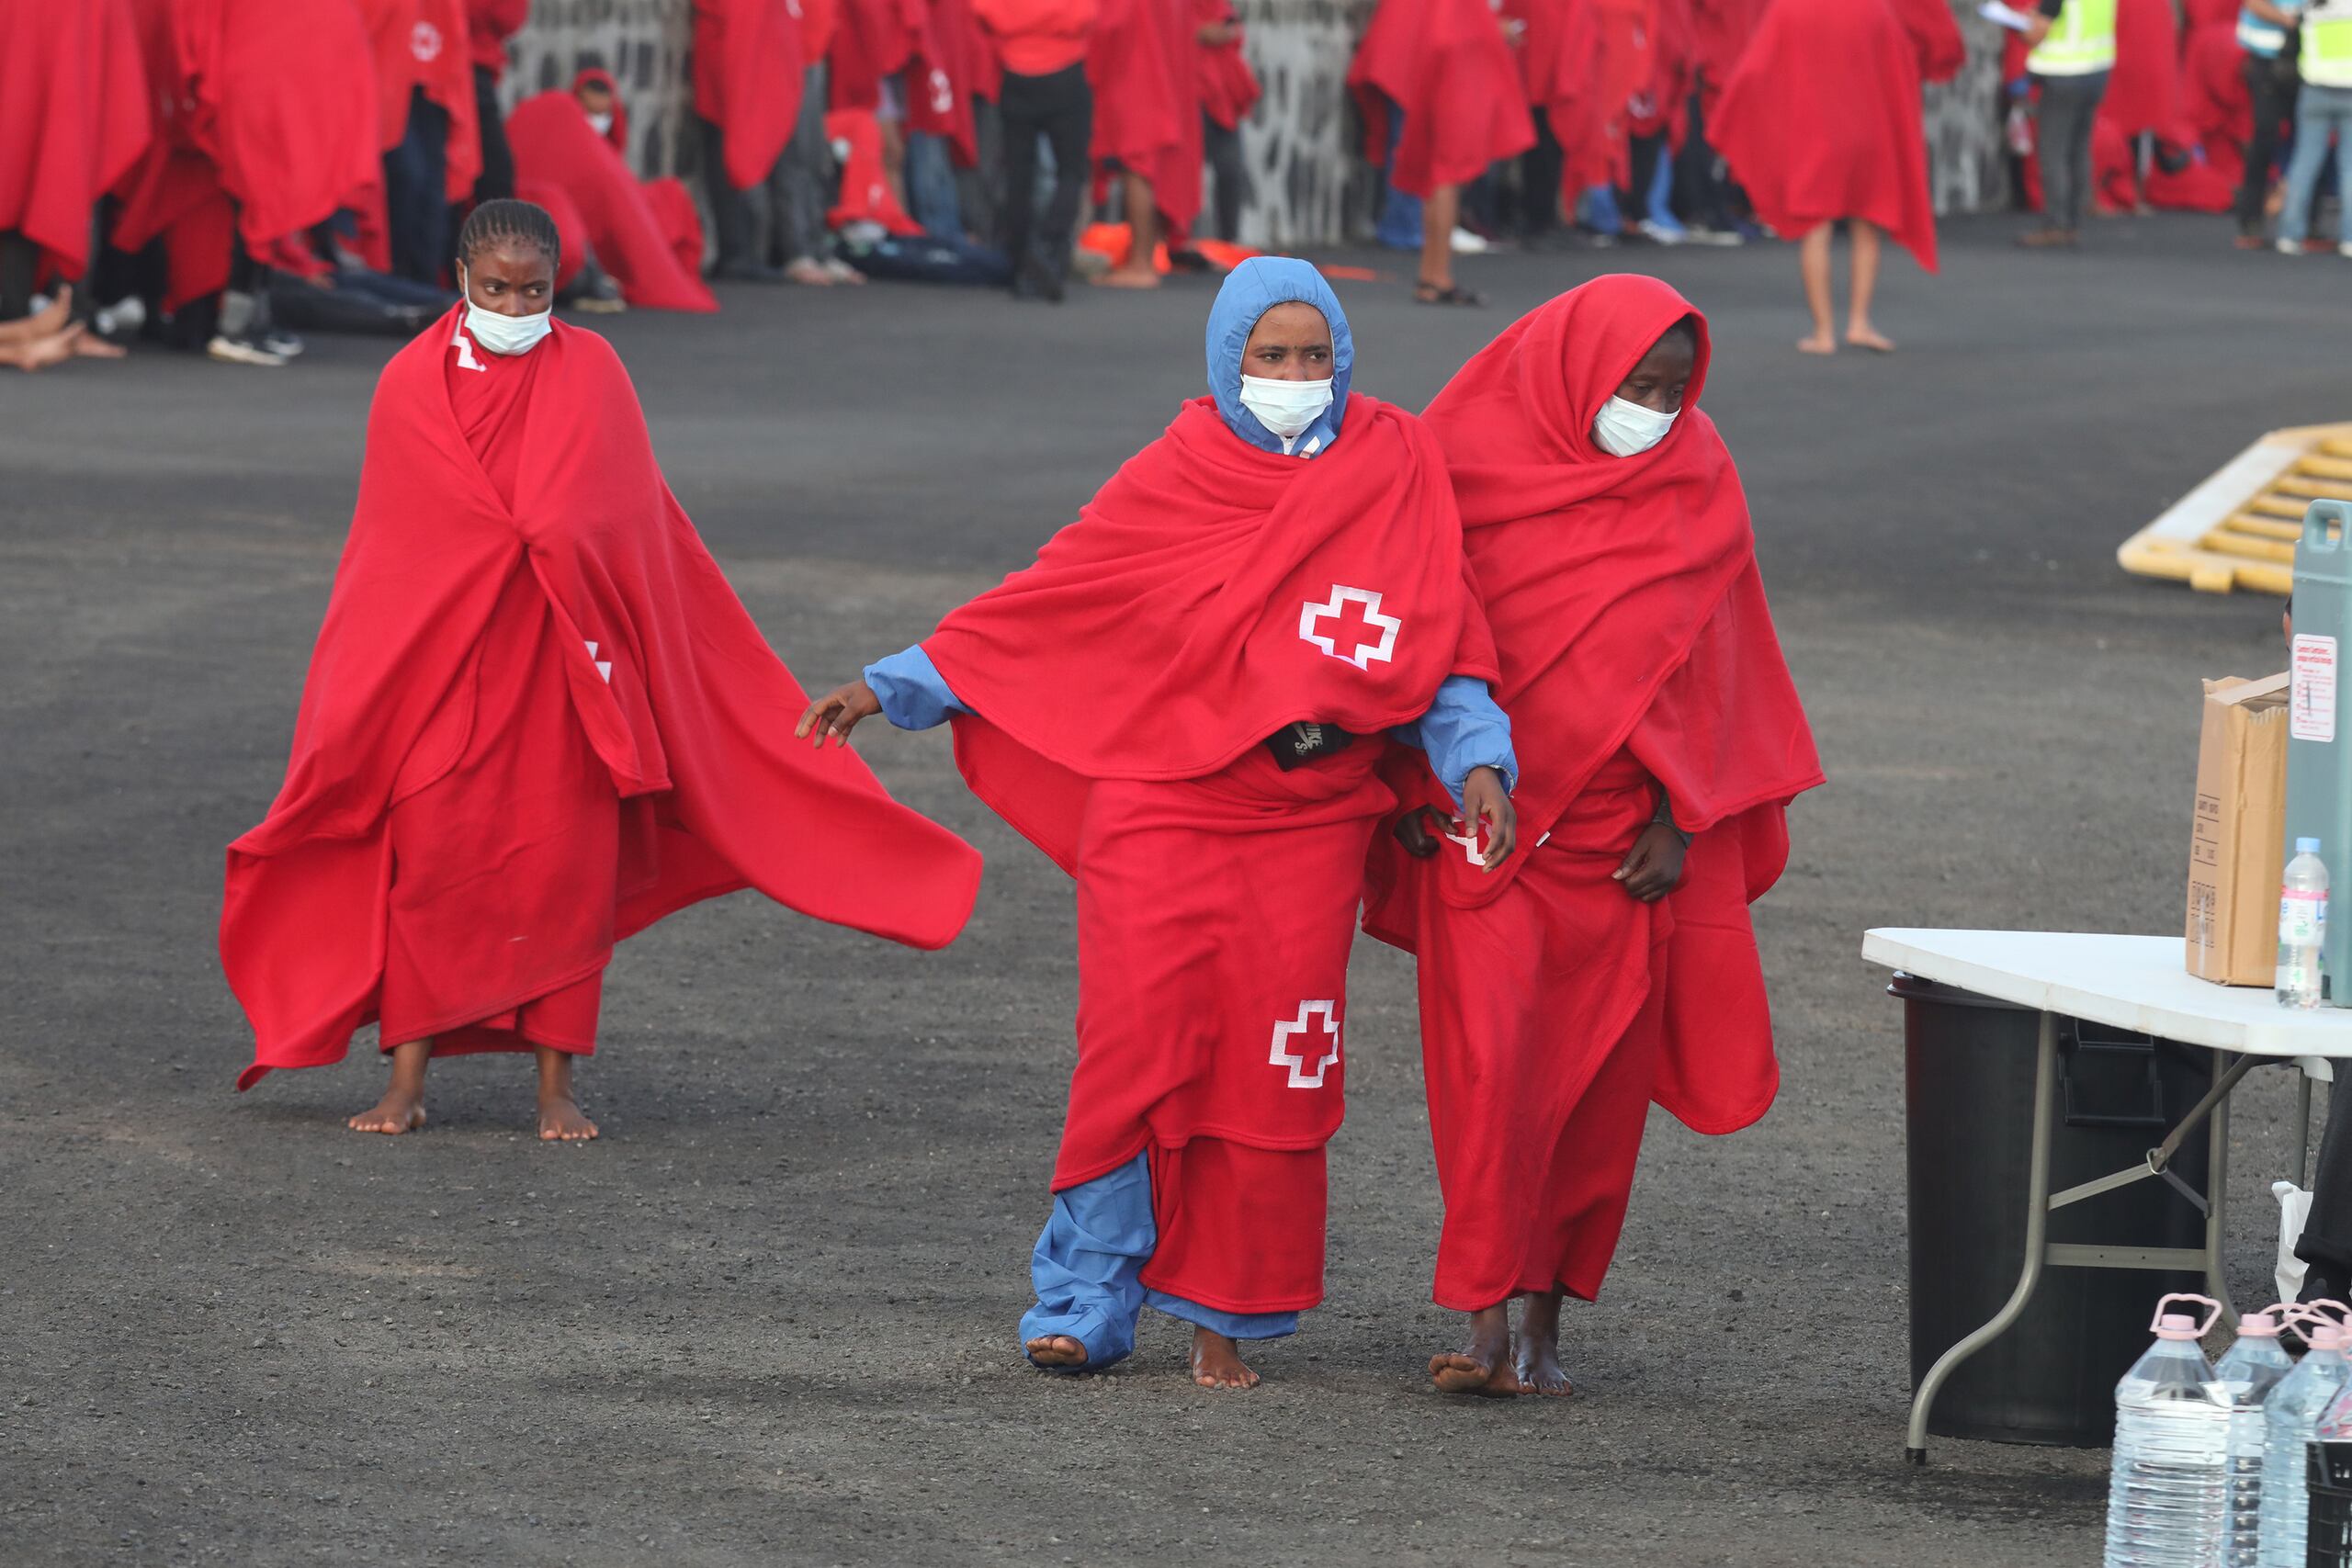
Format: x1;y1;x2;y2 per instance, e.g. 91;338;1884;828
221;200;981;1140
1367;276;1823;1396
800;258;1519;1388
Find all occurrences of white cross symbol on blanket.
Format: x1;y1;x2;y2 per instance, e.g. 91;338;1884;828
1269;1000;1342;1089
1298;585;1400;671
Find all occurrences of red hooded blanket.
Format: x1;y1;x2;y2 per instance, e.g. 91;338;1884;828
1350;0;1537;197
0;0;150;282
695;0;807;189
505;87;719;311
224;312;981;1089
1364;277;1823;1308
921;395;1498;1193
1712;0;1963;268
564;67;709;284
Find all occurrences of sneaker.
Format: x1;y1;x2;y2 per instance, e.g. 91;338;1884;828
207;333;287;367
1683;225;1746;247
1637;218;1688;246
261;331;305;359
2338;242;2352;259
1448;226;1490;255
93;296;146;337
2279;237;2305;255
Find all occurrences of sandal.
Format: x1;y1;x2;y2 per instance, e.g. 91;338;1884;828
1415;282;1485;307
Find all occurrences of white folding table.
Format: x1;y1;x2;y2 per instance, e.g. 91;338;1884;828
1860;929;2352;1462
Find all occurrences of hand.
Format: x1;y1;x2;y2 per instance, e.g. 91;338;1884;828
1393;806;1443;860
1460;765;1515;873
795;679;882;749
1196;18;1239;43
1613;822;1687;902
2022;14;2051;47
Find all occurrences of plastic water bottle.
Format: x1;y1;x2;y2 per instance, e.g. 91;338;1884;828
2279;838;2330;1010
2217;1310;2297;1567
2259;1314;2352;1568
2106;1294;2231;1568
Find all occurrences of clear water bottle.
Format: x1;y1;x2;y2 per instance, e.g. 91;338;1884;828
2279;838;2330;1010
2259;1312;2352;1568
2217;1309;2297;1567
2106;1294;2231;1568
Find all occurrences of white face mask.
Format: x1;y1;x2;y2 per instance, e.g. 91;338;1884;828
1591;394;1678;457
460;266;554;357
587;111;614;137
1238;373;1335;442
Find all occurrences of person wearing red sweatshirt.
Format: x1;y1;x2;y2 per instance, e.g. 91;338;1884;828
973;0;1098;299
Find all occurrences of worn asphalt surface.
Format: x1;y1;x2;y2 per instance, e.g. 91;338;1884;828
5;216;2344;1566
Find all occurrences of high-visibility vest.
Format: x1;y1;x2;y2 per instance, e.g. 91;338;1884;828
2303;2;2352;86
2029;0;2119;74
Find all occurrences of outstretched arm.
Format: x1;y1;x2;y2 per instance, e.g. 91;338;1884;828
796;644;969;748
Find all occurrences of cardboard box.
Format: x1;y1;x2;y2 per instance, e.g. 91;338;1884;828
2188;671;2291;986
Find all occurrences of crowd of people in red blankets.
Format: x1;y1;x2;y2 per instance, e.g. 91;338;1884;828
0;0;2301;374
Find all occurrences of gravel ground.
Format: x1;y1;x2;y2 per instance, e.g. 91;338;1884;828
2;215;2337;1567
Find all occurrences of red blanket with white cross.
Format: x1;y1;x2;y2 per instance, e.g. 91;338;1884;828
223;310;981;1087
922;394;1498;874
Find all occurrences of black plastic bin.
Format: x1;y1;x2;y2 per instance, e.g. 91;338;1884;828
1897;974;2214;1447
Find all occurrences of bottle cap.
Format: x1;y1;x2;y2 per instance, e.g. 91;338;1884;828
2301;838;2323;854
2155;1314;2201;1339
2241;1312;2283;1336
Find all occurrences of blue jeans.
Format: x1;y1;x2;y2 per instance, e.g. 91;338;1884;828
2280;84;2352;244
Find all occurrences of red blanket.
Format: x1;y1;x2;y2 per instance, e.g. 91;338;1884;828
358;0;481;199
923;394;1496;1184
832;0;920;107
505;89;719;311
1713;0;1962;268
1195;0;1259;130
1087;0;1192;226
0;0;150;281
2103;0;2182;138
467;0;528;74
1690;0;1766;112
1366;276;1823;1135
926;395;1498;872
1529;0;1658;197
695;0;808;188
224;312;981;1088
909;0;988;167
1350;0;1537;197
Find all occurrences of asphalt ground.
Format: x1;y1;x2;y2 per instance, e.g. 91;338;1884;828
3;214;2343;1567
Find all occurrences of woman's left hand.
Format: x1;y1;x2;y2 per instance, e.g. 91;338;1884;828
1613;823;1687;902
1461;766;1516;872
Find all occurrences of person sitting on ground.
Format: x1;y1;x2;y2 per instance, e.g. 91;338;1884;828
798;258;1516;1388
1365;275;1822;1397
220;199;980;1139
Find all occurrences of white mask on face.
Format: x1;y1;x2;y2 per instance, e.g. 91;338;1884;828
460;266;554;356
1238;373;1335;443
1591;394;1678;457
587;110;615;137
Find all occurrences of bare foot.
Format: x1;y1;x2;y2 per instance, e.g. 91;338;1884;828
1191;1327;1261;1389
1796;333;1836;355
535;1045;599;1141
0;288;73;343
347;1089;426;1134
2;325;83;371
1516;1289;1575;1397
1025;1335;1089;1370
784;258;834;287
1430;1303;1521;1396
1845;326;1895;353
71;332;128;359
1515;1337;1576;1397
1093;267;1162;290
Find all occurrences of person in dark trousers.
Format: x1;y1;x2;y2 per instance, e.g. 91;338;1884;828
468;0;529;205
973;0;1099;300
2020;0;2118;246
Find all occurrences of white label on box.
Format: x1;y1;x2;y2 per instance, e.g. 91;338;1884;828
2293;634;2338;743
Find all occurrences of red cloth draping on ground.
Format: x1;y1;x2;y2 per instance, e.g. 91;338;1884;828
695;0;807;188
505;89;719;311
2101;0;2182;138
223;312;981;1089
1712;0;1962;268
1368;275;1822;1131
1350;0;1537;197
1195;0;1259;130
922;396;1498;1187
466;0;528;76
2093;117;2236;210
0;0;149;281
1364;277;1821;1308
826;110;929;233
358;0;481;199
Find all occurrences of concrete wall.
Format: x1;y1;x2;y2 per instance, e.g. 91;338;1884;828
495;0;2008;245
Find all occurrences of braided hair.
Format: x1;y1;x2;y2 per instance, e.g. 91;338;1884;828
456;198;562;274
